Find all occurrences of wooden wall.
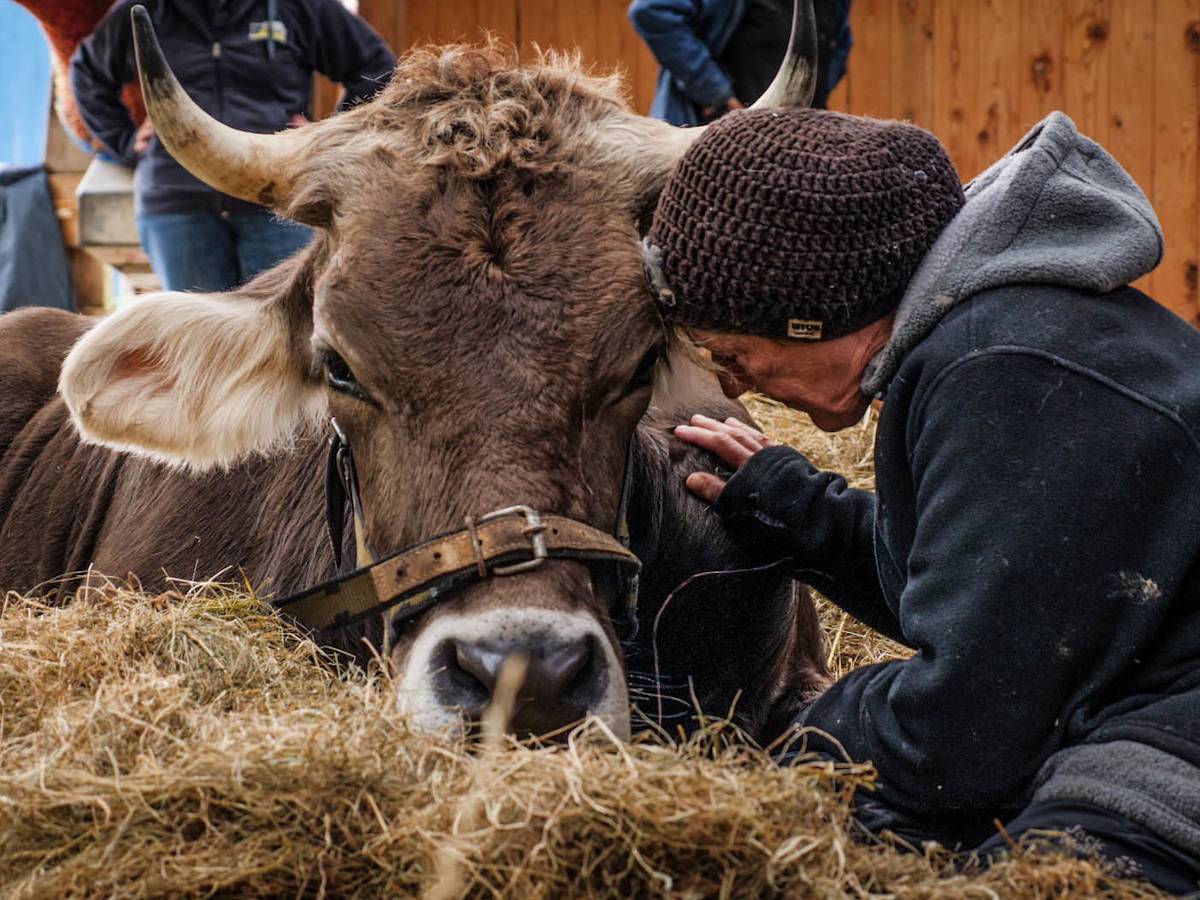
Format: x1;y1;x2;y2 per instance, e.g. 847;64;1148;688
826;0;1200;323
357;0;659;119
357;0;1200;323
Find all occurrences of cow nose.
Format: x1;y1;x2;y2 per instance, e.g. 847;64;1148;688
433;634;605;738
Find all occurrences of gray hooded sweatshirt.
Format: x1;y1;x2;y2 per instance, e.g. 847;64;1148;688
863;110;1165;396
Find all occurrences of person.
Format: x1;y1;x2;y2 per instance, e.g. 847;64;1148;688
628;0;851;125
70;0;395;292
642;107;1200;896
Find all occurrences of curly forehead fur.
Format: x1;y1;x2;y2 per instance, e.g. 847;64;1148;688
317;41;629;179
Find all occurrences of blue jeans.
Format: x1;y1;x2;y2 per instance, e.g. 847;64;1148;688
137;212;312;292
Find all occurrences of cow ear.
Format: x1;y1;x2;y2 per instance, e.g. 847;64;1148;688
59;291;324;470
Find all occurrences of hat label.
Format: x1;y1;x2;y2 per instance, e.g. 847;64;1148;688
786;318;824;340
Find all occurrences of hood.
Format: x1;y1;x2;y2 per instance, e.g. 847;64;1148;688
862;111;1165;397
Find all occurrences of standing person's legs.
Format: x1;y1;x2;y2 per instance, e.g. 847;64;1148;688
137;213;239;292
973;799;1200;897
229;214;313;283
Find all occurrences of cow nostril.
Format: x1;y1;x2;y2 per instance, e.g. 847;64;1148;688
453;639;506;695
430;633;607;738
531;637;594;699
428;639;493;714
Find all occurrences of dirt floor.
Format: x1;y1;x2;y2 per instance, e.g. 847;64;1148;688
0;401;1171;898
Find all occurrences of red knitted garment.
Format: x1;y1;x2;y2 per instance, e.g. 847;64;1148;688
16;0;145;149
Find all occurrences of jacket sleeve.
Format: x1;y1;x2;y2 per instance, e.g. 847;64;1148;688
714;445;903;643
69;0;140;165
628;0;735;109
308;0;396;108
795;352;1199;837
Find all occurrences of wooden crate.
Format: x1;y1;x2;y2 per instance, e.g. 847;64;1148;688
46;171;82;249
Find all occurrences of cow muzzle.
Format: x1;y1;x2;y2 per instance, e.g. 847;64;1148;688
394;607;630;739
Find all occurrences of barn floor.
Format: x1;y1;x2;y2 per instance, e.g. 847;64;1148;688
0;402;1168;898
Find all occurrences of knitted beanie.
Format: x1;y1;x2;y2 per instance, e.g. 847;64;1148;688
645;108;965;341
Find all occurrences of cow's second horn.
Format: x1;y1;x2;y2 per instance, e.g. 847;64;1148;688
130;4;302;208
750;0;818;110
620;0;818;181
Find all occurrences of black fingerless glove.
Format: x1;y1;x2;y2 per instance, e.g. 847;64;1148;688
713;445;875;570
712;445;905;645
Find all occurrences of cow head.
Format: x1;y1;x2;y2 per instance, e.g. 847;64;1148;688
59;4;818;739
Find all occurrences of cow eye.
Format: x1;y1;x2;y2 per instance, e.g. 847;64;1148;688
322;349;365;398
629;345;662;392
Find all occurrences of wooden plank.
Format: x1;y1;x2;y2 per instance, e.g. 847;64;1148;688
1107;0;1157;296
891;0;935;126
1018;0;1066;131
845;0;893;118
47;172;82;249
589;1;625;74
311;74;342;120
441;0;516;44
82;245;150;268
69;247;107;316
933;0;983;179
584;1;654;112
358;0;399;53
45;113;92;174
612;2;658;114
826;0;871;114
398;0;437;47
398;0;517;46
825;79;849;113
517;0;562;55
1062;0;1111;141
975;0;1024;168
1153;0;1200;321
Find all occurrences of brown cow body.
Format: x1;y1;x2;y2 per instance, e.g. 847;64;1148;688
0;305;826;742
8;7;829;740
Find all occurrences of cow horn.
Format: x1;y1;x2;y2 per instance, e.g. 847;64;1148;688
130;5;302;208
619;0;818;189
750;0;818;110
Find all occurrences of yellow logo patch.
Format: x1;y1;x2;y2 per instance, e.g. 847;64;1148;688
786;318;824;341
248;20;289;43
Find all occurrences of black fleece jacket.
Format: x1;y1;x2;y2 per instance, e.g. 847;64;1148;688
70;0;395;217
716;283;1200;846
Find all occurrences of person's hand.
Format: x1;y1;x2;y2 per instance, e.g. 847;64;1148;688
133;118;155;154
674;414;772;504
288;113;309;128
701;96;745;119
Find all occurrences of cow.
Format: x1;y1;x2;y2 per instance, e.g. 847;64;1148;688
0;1;830;742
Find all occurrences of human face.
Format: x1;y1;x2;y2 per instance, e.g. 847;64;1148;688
689;314;895;432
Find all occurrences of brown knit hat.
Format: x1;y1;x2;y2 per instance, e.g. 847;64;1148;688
645;108;965;341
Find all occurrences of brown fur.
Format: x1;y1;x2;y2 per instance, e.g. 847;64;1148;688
2;45;828;742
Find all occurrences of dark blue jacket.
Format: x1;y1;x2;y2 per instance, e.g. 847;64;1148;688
628;0;851;126
70;0;395;216
720;284;1200;848
712;114;1200;855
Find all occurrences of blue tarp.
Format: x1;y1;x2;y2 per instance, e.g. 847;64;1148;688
0;2;53;167
0;4;74;312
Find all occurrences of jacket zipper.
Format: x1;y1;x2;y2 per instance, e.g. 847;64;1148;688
212;37;227;215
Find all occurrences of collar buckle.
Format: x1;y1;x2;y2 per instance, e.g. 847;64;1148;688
478;505;549;575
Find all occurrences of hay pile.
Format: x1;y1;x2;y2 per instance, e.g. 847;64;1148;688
0;406;1168;898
